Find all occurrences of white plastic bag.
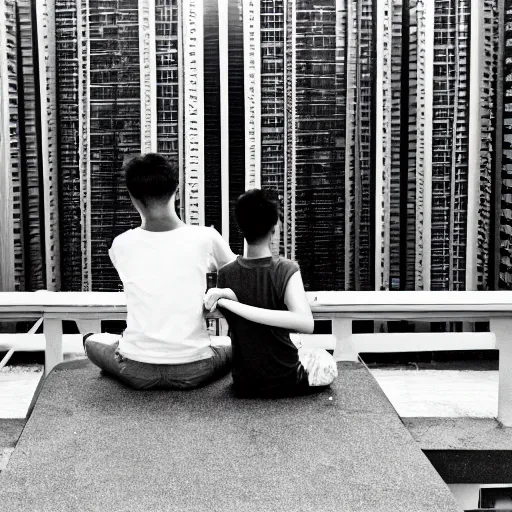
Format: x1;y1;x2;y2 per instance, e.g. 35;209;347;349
298;348;338;386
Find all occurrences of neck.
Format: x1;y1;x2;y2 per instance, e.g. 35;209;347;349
244;240;272;259
140;202;184;232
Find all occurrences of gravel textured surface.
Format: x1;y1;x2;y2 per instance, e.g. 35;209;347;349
0;419;25;448
0;359;462;512
0;364;42;374
404;417;512;450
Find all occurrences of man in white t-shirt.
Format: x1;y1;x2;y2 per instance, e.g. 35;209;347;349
84;153;236;390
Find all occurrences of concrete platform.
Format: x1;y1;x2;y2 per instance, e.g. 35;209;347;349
0;419;25;472
371;370;498;418
0;360;462;511
405;417;512;450
0;372;42;418
405;418;512;484
0;419;25;449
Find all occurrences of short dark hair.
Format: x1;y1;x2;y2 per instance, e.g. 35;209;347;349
124;153;178;203
235;188;279;243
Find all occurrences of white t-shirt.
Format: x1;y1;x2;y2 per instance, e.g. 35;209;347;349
109;225;235;364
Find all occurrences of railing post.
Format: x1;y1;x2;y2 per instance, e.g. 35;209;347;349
490;317;512;427
44;316;63;376
332;318;357;361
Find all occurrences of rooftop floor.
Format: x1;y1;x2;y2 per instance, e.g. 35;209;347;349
0;359;461;512
0;357;501;420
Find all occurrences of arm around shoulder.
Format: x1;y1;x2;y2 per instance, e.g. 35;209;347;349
204;287;238;311
217;271;314;334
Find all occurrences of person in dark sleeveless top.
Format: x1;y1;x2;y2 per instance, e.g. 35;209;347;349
204;189;337;397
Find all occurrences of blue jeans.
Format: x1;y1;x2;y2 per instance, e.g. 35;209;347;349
85;337;231;390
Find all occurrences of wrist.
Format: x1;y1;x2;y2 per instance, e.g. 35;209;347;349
222;289;237;302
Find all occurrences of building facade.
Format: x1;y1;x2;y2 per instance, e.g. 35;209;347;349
0;0;510;293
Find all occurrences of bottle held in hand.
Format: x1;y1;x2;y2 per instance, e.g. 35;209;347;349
206;272;217;292
206;272;219;335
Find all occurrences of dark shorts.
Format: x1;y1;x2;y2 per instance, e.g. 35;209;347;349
85;336;232;391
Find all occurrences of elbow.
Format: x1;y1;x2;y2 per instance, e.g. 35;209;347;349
298;317;314;334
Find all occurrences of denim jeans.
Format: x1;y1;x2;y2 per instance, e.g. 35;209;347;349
85;336;232;390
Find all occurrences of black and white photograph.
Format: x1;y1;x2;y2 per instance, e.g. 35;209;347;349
0;1;511;510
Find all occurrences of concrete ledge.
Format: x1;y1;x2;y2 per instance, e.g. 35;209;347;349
0;419;25;449
404;418;512;450
0;360;462;511
404;418;512;484
0;419;25;473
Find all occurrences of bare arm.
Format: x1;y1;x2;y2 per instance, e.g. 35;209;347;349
204;287;238;310
210;228;236;269
217;272;314;333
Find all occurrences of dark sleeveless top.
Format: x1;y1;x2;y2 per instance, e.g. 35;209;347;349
217;256;301;395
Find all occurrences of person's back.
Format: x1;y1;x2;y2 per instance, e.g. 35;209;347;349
84;153;235;390
205;189;337;397
217;255;301;395
112;225;230;364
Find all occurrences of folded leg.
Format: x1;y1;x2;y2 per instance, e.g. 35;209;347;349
85;336;161;390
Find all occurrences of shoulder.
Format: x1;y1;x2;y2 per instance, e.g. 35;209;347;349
110;229;139;250
185;225;222;242
272;257;300;274
205;226;226;244
218;257;240;275
270;257;300;295
166;225;219;245
175;225;208;236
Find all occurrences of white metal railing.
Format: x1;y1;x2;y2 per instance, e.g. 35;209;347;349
1;291;512;426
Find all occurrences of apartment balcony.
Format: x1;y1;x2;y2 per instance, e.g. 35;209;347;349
1;291;511;511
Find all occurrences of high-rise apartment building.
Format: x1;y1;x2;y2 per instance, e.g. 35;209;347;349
1;0;511;293
430;0;470;291
155;0;180;162
0;0;22;291
406;0;434;291
55;0;81;291
204;0;222;233
376;0;501;292
281;0;376;291
227;0;245;254
260;0;285;255
388;1;404;291
17;0;47;290
341;0;376;291
37;0;61;290
501;0;512;288
287;0;347;291
88;1;141;291
477;0;498;289
0;0;61;291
